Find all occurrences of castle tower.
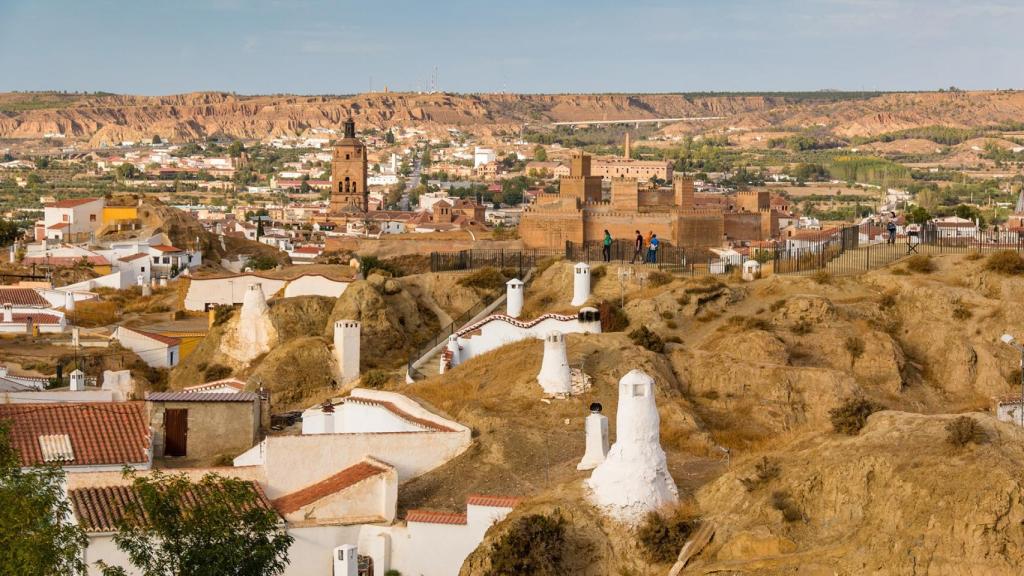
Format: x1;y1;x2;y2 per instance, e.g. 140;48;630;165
674;175;695;211
577;402;609;470
506;278;524;318
537;331;571;395
623;132;631;159
587;369;679;523
330;117;368;215
334;320;361;384
572;262;591;307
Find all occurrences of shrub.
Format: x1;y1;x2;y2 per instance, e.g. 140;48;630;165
361;369;390;389
630;326;665;353
769;299;787;312
665;321;678;330
602;301;630;332
636;508;698;563
745;317;772;331
879;292;897;308
457;267;508;292
360;255;404;277
845;336;865;367
905;254;935;274
246;254;279;271
71;301;120;327
665;335;682;344
590;265;607;280
486;513;567;576
740;457;780;492
660;311;674;320
770;491;804;522
984;250;1024;275
829;397;880;435
811;270;832;285
203;364;233;381
964;251;984;261
945;416;986;447
952;300;972;320
790;320;813;335
213;304;236;326
676;294;691;306
647;271;673;288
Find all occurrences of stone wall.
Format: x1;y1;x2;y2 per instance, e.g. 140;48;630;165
724;212;765;242
149;400;259;463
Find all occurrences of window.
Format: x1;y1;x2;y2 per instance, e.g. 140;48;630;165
62;214;69;222
89;214;96;222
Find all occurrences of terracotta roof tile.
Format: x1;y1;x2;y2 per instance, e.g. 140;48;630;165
69;481;274;533
46;198;102;208
0;402;150;467
466;494;522;508
6;313;62;326
406;509;468;525
0;288;50;307
183;378;247;393
119;327;181;346
149;244;183;253
272;460;389;514
344;397;456;432
118;253;150;262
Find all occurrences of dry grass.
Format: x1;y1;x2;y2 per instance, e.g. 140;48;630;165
69;301;120;327
984;250;1024;275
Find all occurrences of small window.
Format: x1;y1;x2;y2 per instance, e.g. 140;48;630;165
90;214;97;222
63;214;69;222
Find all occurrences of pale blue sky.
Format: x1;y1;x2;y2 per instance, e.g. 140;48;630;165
1;0;1021;94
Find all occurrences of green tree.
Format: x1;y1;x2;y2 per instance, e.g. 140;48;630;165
0;423;88;576
385;129;395;144
228;141;245;158
99;469;292;576
34;157;50;169
115;163;140;180
533;145;548;162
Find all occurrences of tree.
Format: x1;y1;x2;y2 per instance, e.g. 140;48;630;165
533;145;548;162
34;157;50;170
115;163;139;181
385;129;396;144
228;141;245;158
299;180;311;194
0;423;89;576
99;470;292;576
907;205;932;224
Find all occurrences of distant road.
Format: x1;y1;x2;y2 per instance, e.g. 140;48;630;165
400;152;420;211
550;116;725;128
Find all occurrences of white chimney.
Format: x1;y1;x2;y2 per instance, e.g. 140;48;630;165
137;274;145;287
587;369;678;523
334;320;361;384
538;331;572;395
578;307;602;334
572;262;591;307
441;335;460;374
159;277;168;287
2;303;11;323
69;369;86;392
64;291;75;312
332;544;358;576
577;402;609;470
505;278;524;318
142;282;152;297
0;365;7;378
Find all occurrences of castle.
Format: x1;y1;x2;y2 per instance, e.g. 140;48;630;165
518;145;779;253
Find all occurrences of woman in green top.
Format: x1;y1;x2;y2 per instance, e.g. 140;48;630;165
602;230;612;262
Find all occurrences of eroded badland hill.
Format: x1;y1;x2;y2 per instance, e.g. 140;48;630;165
4;90;1024;145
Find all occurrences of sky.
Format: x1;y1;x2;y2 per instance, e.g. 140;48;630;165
1;0;1022;95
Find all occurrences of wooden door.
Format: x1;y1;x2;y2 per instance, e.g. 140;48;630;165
164;409;188;457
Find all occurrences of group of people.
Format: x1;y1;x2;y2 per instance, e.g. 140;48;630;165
601;229;660;264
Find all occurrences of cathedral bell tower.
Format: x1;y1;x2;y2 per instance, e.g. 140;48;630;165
330;117;368;215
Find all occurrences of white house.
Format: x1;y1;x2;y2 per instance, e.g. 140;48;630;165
473;147;495;168
182;274;288;311
282;274;349;299
38;197;105;242
113;327;181;368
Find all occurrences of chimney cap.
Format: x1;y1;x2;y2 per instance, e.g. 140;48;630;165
589;402;603;413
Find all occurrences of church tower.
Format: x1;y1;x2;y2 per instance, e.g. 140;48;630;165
330;117;368;214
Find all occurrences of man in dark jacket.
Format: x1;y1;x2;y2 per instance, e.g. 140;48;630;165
631;230;644;263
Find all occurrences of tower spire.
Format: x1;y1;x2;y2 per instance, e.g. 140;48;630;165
343;115;355;139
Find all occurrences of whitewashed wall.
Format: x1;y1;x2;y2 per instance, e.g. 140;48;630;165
183;276;287;311
452;315;600;367
282;275;349;299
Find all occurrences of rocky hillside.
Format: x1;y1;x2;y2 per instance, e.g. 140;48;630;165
4;90;1024;146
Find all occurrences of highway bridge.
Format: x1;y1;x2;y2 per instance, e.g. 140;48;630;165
550;116;725;128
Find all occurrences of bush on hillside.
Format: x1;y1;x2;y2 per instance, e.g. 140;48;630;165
486;513;567;576
457;267;508;292
246;254;278;271
770;490;804;522
602;301;630;332
361;369;390;389
203;364;233;381
945;416;986;448
636;508;699;563
359;255;404;277
629;326;665;353
740;456;781;492
905;254;935;274
812;270;832;285
647;271;673;288
829;397;880;435
845;336;865;367
984;250;1024;275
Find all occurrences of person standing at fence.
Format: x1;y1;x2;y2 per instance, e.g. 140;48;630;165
647;234;660;263
602;230;612;262
886;220;897;244
631;230;644;264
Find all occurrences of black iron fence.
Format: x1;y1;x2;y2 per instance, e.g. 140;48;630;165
430;249;563;276
773;222;1024;276
563;239;711;268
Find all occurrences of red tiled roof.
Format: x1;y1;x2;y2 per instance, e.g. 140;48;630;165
183;378;247;393
69;481;274;533
146;391;259;403
466;494;522;508
46;198;101;208
272;460;389;515
118;253;150;262
344;396;456;432
406;510;467;525
7;313;62;326
0;402;150;467
119;327;181;346
292;246;322;254
149;244;183;253
47;222;70;229
0;287;50;307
